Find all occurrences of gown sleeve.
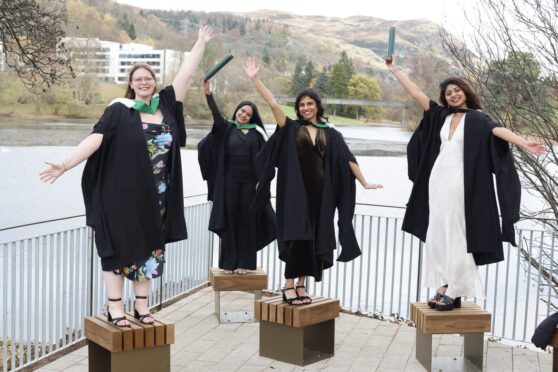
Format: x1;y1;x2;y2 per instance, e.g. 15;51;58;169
159;85;186;147
485;113;520;246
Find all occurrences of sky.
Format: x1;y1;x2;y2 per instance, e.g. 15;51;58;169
114;0;466;26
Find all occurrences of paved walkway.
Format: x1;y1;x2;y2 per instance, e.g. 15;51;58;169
36;287;552;371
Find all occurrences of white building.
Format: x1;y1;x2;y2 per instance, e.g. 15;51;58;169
63;37;188;85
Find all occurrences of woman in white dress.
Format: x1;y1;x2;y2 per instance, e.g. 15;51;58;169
386;58;546;310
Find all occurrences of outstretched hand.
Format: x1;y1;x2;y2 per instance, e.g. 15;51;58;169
363;183;383;190
40;161;65;184
202;79;211;95
198;25;215;43
522;140;547;156
243;58;260;80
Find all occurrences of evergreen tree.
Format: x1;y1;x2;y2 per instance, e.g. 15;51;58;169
262;49;271;65
328;51;355;115
316;68;329;96
291;56;307;95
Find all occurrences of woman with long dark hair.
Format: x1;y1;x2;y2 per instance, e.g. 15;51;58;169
244;58;382;305
40;26;214;326
387;57;546;310
198;80;276;275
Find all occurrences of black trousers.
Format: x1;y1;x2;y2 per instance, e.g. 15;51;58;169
219;179;258;270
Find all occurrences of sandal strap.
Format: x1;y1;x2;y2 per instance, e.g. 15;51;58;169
283;287;295;291
295;285;306;289
111;316;128;325
108;298;122;302
135;295;148;299
138;313;153;321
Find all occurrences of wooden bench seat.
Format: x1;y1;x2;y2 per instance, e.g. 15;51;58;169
209;267;267;323
255;295;340;366
410;302;491;371
84;315;174;372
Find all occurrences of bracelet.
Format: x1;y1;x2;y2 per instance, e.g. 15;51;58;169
61;161;67;172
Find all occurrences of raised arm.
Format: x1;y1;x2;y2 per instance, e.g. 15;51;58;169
243;58;286;127
202;80;227;134
386;57;430;111
39;133;103;184
492;127;547;155
349;161;383;189
172;25;215;102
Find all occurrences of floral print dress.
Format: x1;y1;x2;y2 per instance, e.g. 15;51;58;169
113;121;172;281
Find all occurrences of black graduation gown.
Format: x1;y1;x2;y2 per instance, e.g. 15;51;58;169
253;117;360;271
82;86;188;271
197;94;276;251
402;100;521;265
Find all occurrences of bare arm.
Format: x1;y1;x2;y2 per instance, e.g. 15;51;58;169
492;127;547;155
243;58;286;127
172;25;215;102
349;161;383;189
39;133;103;184
386;57;430;111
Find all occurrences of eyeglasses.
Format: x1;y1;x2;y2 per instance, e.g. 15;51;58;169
132;77;154;83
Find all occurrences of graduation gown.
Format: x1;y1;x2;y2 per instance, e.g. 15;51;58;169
402;100;521;265
197;94;276;251
82;86;188;271
254;117;361;270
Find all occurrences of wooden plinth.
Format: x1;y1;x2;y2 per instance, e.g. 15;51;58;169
256;296;339;366
84;315;174;372
410;302;491;371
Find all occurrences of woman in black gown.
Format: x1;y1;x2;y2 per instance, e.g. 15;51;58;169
198;80;276;275
244;58;383;305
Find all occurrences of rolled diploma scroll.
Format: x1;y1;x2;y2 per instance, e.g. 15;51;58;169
203;54;234;81
386;27;396;61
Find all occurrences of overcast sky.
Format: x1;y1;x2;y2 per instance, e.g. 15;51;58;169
114;0;468;26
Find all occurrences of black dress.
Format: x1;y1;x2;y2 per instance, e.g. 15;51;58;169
284;123;326;280
253;117;360;283
198;94;276;271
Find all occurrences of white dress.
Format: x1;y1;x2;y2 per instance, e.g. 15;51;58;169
423;113;485;299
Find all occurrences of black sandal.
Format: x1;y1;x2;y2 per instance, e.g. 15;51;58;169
134;295;154;324
434;295;461;311
282;287;302;305
428;285;448;308
107;298;130;327
428;292;444;308
295;285;312;305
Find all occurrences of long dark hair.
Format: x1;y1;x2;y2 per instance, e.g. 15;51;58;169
294;88;328;123
439;77;482;110
231;101;265;133
124;63;158;99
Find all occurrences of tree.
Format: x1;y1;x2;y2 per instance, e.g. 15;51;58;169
315;68;329;96
0;0;73;93
347;73;381;119
442;0;558;310
291;56;307;95
328;51;355;115
262;49;271;65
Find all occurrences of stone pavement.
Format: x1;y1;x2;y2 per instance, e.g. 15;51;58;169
35;286;552;371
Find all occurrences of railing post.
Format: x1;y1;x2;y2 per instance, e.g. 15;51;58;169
416;241;423;302
88;229;95;316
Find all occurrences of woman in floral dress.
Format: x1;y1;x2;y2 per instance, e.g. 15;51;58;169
40;26;214;326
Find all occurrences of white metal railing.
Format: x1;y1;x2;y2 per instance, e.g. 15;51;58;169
3;200;557;370
257;205;558;346
0;198;213;371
